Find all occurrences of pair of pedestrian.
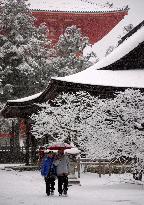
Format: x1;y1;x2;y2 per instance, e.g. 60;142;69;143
41;148;69;196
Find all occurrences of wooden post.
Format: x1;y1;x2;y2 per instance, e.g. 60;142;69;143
10;120;15;162
121;164;125;174
77;157;80;178
24;118;30;166
103;164;105;175
108;163;112;176
98;159;102;178
31;135;37;165
14;120;21;162
84;163;87;173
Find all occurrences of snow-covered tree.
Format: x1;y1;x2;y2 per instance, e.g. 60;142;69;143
56;25;89;57
83;45;99;64
31;91;98;144
32;88;144;176
0;0;54;99
0;1;95;100
53;25;93;77
0;101;3;110
31;88;144;173
80;89;144;165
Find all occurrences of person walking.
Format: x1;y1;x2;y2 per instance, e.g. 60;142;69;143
54;148;70;196
41;151;57;196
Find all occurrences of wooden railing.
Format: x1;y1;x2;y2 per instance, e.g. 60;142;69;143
76;158;131;178
0;146;26;163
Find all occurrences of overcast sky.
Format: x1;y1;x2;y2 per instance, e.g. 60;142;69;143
114;0;144;24
95;0;144;25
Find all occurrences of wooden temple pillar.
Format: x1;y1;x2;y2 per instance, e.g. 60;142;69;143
24;118;30;165
9;120;21;162
30;134;37;165
10;120;15;153
23;118;37;165
10;120;19;149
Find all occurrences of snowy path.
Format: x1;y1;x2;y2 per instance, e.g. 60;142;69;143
0;167;144;205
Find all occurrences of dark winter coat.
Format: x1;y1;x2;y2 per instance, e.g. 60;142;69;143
41;157;56;177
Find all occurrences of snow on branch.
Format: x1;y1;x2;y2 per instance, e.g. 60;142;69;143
31;89;144;166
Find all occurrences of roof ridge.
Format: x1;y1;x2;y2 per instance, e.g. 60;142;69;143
31;8;128;13
29;0;129;13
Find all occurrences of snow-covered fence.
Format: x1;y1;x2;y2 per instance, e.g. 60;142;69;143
78;158;131;177
0;146;26;163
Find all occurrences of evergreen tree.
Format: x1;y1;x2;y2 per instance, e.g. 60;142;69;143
0;0;53;100
53;25;93;77
0;1;97;101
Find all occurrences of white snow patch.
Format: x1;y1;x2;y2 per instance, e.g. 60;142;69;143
8;92;42;103
53;70;144;88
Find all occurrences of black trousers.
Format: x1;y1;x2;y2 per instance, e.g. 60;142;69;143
57;175;68;194
45;176;55;194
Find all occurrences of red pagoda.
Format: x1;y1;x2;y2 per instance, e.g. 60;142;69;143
29;0;128;44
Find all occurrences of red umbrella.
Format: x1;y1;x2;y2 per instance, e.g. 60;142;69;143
47;143;73;150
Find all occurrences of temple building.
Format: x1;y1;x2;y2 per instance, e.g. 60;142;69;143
1;20;144;117
1;17;144;164
29;0;128;44
2;20;144;117
1;21;144;118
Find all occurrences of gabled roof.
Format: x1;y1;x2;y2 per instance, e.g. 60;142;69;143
52;69;144;88
29;0;127;13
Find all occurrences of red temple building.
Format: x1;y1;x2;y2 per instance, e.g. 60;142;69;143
1;20;144;164
29;0;128;44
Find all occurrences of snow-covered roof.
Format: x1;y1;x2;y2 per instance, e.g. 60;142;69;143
52;24;144;88
7;92;42;103
92;25;144;70
92;18;143;60
5;20;144;106
28;0;125;13
53;69;144;89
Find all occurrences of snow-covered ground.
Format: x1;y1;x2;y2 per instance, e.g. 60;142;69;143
0;164;144;205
